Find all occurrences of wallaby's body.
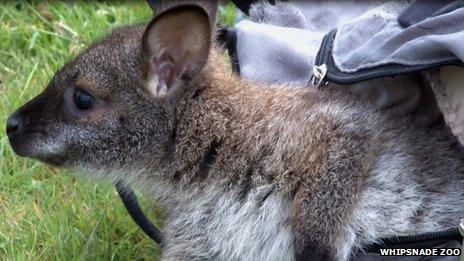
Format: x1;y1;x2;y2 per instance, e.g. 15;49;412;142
6;3;464;260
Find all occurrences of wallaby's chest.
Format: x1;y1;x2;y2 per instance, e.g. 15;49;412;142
163;184;294;260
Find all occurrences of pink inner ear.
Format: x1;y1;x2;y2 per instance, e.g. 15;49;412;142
152;53;178;91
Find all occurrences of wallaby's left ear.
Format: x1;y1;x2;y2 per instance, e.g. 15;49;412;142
141;5;214;99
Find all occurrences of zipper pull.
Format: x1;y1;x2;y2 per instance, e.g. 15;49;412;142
310;64;328;88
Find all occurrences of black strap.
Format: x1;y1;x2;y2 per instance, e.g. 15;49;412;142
146;0;156;11
114;180;164;245
230;0;259;15
218;27;240;74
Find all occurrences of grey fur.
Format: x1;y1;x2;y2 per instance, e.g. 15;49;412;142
6;6;464;261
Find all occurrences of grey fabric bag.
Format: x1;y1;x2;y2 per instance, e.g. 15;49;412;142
219;0;464;140
228;0;464;86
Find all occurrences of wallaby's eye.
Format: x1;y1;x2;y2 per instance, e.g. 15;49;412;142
73;88;93;110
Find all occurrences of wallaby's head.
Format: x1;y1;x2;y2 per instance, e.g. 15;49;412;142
6;2;217;171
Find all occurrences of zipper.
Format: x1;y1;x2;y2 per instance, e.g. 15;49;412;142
364;227;463;253
379;228;461;245
314;29;464;85
309;63;327;88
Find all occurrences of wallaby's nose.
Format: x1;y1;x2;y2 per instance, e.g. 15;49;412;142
6;113;22;137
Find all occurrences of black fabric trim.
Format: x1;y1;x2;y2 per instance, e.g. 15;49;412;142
315;29;464;85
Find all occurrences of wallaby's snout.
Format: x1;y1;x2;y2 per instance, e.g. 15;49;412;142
6;55;169;169
6;112;21;139
7;111;27;156
6;91;56;161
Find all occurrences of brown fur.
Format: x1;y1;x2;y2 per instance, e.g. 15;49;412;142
155;47;381;258
7;3;464;260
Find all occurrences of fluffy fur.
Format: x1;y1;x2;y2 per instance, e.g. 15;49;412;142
7;3;464;261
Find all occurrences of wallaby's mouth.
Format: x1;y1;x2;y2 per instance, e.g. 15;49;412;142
6;118;65;166
8;131;45;157
8;135;66;167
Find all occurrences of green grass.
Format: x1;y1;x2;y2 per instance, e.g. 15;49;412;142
0;1;167;260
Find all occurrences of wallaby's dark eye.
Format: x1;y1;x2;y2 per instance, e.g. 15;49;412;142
73;88;93;110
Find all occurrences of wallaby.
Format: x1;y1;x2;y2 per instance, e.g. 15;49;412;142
6;1;464;260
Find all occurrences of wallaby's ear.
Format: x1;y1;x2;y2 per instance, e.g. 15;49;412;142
141;5;214;99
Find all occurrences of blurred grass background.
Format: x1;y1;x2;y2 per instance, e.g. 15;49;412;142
0;1;236;260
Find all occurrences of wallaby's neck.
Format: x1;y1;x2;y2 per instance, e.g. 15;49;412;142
164;72;245;183
144;47;318;199
153;48;280;188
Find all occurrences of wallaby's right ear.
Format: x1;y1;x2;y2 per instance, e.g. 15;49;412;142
141;4;215;99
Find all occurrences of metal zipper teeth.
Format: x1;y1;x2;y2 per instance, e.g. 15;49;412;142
315;29;464;85
377;228;462;246
330;59;464;84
